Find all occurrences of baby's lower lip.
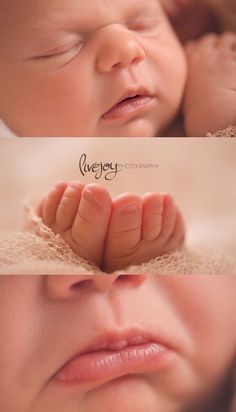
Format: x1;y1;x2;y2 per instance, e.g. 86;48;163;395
102;95;154;121
54;343;172;386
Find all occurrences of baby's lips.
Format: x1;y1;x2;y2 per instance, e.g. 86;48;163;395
102;86;154;119
103;96;154;121
53;329;175;386
54;342;171;385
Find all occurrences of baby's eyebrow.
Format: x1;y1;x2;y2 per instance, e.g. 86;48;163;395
30;0;161;36
31;16;75;32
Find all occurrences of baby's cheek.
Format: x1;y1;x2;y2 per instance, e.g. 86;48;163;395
164;277;236;374
40;70;96;129
185;280;236;380
151;41;187;103
14;66;94;135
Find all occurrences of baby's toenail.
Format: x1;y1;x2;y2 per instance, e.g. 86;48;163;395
120;203;140;213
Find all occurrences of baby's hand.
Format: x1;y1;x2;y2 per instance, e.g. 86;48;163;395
37;182;185;272
37;181;112;268
103;192;185;273
183;32;236;136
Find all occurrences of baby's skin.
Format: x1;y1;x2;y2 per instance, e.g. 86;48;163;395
183;31;236;136
0;0;187;137
1;0;235;137
0;275;235;412
37;182;185;272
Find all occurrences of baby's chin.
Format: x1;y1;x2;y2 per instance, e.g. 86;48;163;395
97;119;165;138
3;115;168;137
76;377;177;412
11;124;158;138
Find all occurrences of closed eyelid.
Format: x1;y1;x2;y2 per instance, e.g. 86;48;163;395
125;4;161;27
127;16;159;27
34;40;84;59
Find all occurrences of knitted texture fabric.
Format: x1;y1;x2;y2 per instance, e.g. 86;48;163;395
207;126;236;137
0;205;235;275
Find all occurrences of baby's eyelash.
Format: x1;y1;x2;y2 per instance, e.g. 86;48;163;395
35;42;84;60
127;17;159;32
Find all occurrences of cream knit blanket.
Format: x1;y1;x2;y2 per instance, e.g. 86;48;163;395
0;204;235;275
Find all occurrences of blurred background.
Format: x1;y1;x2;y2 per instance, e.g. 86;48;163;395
0;138;235;253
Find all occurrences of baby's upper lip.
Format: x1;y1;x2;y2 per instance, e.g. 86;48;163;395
117;87;152;105
81;328;169;354
59;327;172;367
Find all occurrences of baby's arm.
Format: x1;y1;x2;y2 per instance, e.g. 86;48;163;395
37;181;185;272
183;32;236;136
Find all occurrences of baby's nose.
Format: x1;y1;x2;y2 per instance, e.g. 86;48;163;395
95;25;145;73
45;275;147;300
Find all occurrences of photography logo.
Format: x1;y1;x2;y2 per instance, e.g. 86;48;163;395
78;153;159;181
78;153;122;181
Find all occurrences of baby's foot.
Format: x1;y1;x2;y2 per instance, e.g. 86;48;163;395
103;192;185;272
37;181;112;267
183;32;236;136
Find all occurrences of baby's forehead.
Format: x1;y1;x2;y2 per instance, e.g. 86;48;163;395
0;0;161;42
0;0;72;41
1;0;160;21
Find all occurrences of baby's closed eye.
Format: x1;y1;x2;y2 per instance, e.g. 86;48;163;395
32;39;84;66
126;16;160;32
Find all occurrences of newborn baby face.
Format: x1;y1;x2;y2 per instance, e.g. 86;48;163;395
0;0;187;137
0;275;235;412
